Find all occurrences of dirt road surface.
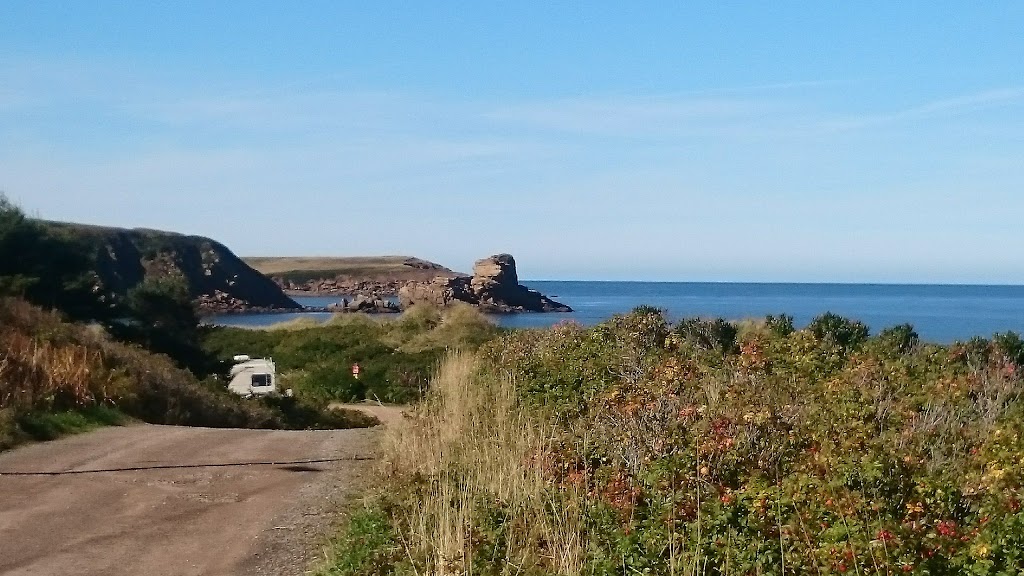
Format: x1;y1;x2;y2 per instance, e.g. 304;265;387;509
0;410;403;576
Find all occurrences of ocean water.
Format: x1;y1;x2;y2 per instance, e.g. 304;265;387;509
207;282;1024;344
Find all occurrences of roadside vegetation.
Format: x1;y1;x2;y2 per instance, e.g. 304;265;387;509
200;303;501;404
0;297;251;448
0;195;376;449
319;308;1024;576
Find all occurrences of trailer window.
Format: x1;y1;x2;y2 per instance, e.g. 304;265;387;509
251;374;272;387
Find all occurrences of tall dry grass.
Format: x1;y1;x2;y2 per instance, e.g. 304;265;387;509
0;298;119;411
382;352;585;575
398;304;496;353
0;331;103;410
264;315;324;331
0;297;282;430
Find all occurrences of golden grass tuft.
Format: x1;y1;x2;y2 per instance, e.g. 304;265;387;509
264;315;324;331
325;312;387;330
398;304;496;353
0;299;117;412
382;352;584;575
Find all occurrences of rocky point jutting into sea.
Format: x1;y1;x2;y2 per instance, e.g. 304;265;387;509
37;219;567;316
399;254;572;313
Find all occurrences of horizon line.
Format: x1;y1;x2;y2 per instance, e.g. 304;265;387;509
521;279;1024;287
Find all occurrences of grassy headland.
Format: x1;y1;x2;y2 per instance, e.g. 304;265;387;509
244;256;462;285
319;309;1024;576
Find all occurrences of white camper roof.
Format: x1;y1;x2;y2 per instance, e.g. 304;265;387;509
229;357;275;376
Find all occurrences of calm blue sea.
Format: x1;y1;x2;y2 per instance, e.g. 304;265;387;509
207;282;1024;344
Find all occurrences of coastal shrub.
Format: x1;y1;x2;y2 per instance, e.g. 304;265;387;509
765;313;795;336
292;362;367;403
482;320;621;418
263;396;379;429
387;302;442;337
992;331;1024;366
335;310;1024;576
873;322;920;356
808;311;869;350
950;336;993;369
673;316;739;354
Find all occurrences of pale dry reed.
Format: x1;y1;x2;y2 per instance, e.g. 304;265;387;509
0;331;105;410
382;352;585;576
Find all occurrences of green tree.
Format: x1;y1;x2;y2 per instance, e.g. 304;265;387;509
0;195;36;295
113;275;209;374
125;276;198;337
0;194;106;320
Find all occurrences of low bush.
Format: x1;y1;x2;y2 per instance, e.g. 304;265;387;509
674;316;739;354
765;313;795;336
325;311;1024;575
808;311;870;351
873;322;920;356
14;405;127;441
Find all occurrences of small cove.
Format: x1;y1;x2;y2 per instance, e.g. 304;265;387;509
207;282;1024;344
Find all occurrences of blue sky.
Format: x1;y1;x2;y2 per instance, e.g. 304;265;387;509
2;2;1023;282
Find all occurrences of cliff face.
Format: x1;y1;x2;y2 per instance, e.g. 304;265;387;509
44;222;300;312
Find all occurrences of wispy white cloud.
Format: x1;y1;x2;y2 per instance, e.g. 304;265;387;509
487;94;768;135
823;87;1024;130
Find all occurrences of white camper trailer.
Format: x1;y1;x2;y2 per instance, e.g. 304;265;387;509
228;355;277;396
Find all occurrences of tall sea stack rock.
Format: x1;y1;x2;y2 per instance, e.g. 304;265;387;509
398;254;571;313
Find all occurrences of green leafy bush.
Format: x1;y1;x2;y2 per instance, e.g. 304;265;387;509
808;311;869;350
765;313;795;336
349;311;1024;576
674;317;739;354
993;331;1024;366
874;322;920;355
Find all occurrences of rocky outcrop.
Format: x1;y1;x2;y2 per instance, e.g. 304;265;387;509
43;222;301;313
277;279;405;300
398;277;465;308
326;297;401;314
398;254;571;313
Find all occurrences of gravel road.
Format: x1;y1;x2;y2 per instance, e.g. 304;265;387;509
0;416;395;576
